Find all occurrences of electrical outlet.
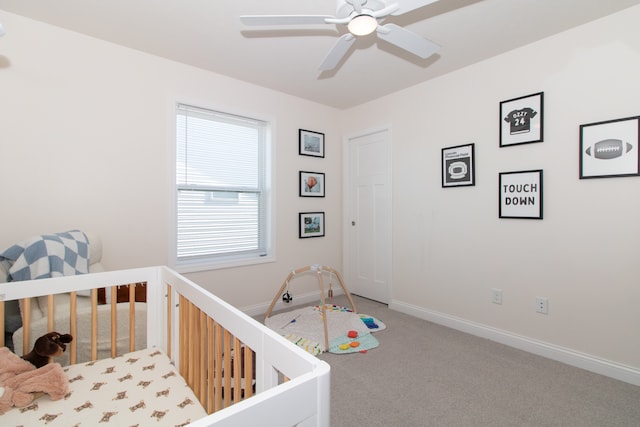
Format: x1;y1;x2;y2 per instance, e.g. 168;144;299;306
491;288;503;305
536;297;548;314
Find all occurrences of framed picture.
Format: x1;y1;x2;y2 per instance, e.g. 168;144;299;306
299;129;325;157
499;170;543;219
579;115;640;179
500;92;544;147
441;143;475;187
299;171;325;197
299;212;325;238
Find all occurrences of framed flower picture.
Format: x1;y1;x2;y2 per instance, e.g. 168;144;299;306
299;171;325;197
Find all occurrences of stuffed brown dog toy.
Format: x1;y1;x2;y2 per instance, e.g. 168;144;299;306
22;332;73;368
0;332;72;414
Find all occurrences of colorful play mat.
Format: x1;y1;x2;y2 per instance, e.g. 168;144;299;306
265;304;385;356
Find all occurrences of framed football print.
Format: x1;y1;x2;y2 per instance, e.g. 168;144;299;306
441;143;475;187
500;92;544;147
579;116;640;179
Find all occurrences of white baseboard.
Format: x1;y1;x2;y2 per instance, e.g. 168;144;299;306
390;299;640;387
242;289;345;318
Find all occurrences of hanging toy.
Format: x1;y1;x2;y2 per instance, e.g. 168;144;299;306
327;271;334;300
282;279;293;303
282;291;292;303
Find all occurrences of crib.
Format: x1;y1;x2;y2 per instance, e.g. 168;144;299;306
0;266;330;426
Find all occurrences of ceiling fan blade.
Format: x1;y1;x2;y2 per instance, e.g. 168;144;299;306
240;15;335;26
318;33;356;71
377;23;440;58
388;0;441;16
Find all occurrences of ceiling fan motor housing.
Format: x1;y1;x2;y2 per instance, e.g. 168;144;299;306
338;0;386;18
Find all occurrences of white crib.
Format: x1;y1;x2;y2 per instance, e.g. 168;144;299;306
0;266;330;426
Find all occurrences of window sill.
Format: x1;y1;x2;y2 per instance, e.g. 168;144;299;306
173;254;275;274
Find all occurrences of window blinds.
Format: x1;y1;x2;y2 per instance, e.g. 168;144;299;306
176;104;267;261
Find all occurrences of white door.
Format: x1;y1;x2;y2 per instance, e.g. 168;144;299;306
344;128;392;304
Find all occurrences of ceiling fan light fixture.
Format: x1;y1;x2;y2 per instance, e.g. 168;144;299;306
348;14;377;36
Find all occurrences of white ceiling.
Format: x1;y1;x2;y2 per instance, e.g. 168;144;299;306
1;0;639;109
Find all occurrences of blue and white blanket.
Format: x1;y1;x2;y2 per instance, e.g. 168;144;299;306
0;230;89;282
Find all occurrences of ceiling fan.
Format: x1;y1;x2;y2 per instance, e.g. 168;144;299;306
240;0;442;72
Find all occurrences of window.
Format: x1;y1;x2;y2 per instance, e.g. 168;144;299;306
174;103;271;270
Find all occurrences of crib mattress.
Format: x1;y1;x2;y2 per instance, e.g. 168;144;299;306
2;348;207;426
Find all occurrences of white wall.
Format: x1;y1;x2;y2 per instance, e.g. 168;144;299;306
0;11;343;307
342;6;640;375
2;6;639;382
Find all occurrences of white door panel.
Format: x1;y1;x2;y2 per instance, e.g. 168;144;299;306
345;129;391;303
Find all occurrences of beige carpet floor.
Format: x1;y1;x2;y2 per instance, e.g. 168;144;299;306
305;294;640;427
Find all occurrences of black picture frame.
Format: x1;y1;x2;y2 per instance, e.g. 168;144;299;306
299;171;325;197
579;115;640;179
299;129;325;157
441;143;476;187
499;170;543;219
299;212;325;238
500;92;544;147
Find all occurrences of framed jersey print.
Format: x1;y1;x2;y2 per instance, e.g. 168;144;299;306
500;92;544;147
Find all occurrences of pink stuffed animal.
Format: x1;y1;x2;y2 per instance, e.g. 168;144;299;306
0;335;70;414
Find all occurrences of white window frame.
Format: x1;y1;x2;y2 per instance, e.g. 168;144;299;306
171;102;274;273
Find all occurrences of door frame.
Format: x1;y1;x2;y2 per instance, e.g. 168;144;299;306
342;125;393;303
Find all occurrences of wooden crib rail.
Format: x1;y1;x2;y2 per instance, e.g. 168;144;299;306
7;283;144;365
161;267;330;422
0;267;154;363
174;292;256;413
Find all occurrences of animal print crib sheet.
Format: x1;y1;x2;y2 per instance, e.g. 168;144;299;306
3;348;207;426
